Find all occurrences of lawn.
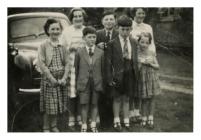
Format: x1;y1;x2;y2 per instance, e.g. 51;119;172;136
9;91;193;132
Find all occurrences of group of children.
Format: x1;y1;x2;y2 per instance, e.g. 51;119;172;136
37;9;160;132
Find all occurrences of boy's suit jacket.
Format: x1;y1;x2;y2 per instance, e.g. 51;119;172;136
96;29;118;90
105;36;138;90
96;29;119;45
75;46;104;92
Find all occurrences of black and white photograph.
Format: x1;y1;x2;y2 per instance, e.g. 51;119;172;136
7;7;194;133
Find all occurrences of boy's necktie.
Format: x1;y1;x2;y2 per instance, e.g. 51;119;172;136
89;48;94;57
123;38;129;59
106;31;111;43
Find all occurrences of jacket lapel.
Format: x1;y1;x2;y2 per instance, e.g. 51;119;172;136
112;29;118;39
82;47;91;66
129;37;137;61
115;37;124;60
129;37;138;75
92;46;99;65
103;29;107;41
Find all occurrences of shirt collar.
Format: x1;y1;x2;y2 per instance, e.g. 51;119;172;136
119;35;129;42
105;29;113;35
48;38;62;47
86;45;95;52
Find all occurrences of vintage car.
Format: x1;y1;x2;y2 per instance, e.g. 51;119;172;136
8;12;71;95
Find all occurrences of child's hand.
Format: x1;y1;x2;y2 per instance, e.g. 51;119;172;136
51;79;59;87
145;58;152;65
109;81;116;87
58;79;66;86
69;47;77;52
97;42;105;49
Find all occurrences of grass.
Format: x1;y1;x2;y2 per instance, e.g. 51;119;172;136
157;50;193;78
8;91;193;132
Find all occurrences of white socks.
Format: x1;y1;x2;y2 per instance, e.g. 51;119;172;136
69;116;82;126
142;116;148;121
124;118;130;127
81;123;87;129
68;117;75;126
96;116;100;123
148;115;153;121
90;121;96;128
129;109;140;118
114;117;120;123
114;117;130;126
134;109;140;116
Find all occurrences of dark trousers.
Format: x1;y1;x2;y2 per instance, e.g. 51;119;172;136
98;86;114;128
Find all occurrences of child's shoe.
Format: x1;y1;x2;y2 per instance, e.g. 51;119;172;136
113;122;122;132
77;115;82;126
51;126;60;132
141;116;147;127
68;122;76;131
90;127;98;132
134;109;142;123
90;121;98;132
147;116;154;129
129;110;135;123
42;127;50;132
123;118;130;131
96;116;100;124
123;123;130;132
68;117;76;131
81;124;87;132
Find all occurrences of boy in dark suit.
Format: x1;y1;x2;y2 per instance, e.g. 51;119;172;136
96;11;119;50
96;11;119;128
105;15;138;131
75;26;104;132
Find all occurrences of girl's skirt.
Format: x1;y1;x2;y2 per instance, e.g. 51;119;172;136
136;65;160;99
40;70;68;115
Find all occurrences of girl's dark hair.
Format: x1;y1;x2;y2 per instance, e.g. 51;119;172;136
138;32;152;44
82;26;96;36
43;18;63;36
117;15;132;27
68;8;87;22
130;8;146;18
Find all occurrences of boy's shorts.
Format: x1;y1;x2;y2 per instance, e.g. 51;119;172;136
79;90;99;105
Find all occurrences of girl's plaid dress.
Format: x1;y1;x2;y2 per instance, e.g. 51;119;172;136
40;45;68;115
136;49;160;98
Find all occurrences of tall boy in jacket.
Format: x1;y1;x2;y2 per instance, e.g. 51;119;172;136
105;15;138;131
96;10;118;128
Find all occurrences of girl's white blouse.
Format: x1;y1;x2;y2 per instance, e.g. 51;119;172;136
61;25;85;50
131;21;156;55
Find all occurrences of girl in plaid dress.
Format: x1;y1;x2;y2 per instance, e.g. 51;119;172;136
136;32;160;128
38;19;69;132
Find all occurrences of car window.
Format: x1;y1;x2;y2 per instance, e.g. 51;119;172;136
9;17;69;41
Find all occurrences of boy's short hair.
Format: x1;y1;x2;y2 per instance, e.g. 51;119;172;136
138;32;152;44
102;10;116;19
82;26;96;36
44;18;63;36
117;15;132;27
